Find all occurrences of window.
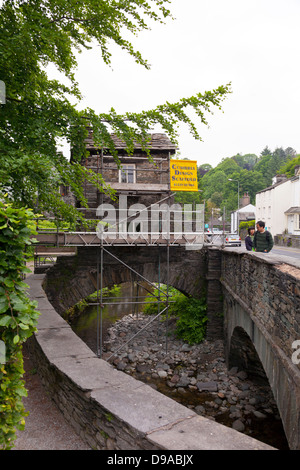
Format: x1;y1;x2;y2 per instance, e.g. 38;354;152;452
119;164;136;184
60;185;69;196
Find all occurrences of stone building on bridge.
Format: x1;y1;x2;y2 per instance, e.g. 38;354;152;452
62;130;177;222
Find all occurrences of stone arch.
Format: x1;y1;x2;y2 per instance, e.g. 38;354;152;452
44;245;207;317
223;293;300;449
228;326;269;385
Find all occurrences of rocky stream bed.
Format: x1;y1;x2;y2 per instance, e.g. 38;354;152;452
101;312;289;450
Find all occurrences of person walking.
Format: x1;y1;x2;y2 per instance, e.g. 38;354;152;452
245;227;255;251
253;220;274;253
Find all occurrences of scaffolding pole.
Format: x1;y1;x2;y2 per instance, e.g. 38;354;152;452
95;244;172;359
96;247;100;357
106;305;169;362
92;201;205;360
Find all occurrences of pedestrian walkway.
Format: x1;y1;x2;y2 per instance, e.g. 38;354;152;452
13;345;91;450
12;261;89;450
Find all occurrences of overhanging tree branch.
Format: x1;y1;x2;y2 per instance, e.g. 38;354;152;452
0;0;231;224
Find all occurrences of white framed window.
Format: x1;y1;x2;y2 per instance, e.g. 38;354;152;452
119;164;136;184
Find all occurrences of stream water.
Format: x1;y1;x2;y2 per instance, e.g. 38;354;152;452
69;282;146;354
70;282;289;450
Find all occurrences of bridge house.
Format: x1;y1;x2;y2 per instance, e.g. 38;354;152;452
69;130;177;223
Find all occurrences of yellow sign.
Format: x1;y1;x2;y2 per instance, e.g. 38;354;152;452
170;159;198;192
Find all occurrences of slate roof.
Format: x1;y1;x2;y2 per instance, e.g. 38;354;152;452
84;130;177;151
256;179;288;194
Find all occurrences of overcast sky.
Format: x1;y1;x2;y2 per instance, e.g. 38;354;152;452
64;0;300;168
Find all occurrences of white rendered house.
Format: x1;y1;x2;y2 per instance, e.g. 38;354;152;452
230;192;256;233
231;204;256;233
255;169;300;235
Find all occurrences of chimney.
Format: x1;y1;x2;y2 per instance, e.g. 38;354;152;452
273;174;287;184
240;192;250;208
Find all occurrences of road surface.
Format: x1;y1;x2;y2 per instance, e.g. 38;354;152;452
271;246;300;260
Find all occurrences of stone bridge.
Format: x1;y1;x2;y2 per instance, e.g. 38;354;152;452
34;245;300;449
220;248;300;450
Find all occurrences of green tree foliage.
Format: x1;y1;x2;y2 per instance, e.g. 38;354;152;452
279;154;300;178
202;169;230;201
253;153;273;185
216;157;241;175
0;201;40;449
210;191;223;207
142;285;207;345
174;296;207;344
254;146;295;186
198;163;212;176
174;191;202;205
223;169;266;205
0;0;231;224
198;146;297;223
240;220;255;231
233;153;258;171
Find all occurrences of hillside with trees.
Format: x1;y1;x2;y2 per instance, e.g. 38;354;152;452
175;146;298;223
279;154;300;178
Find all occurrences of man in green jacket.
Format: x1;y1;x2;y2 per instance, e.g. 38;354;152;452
253;220;274;253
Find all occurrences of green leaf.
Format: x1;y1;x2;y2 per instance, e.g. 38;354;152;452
4;278;14;288
13;335;20;344
11;302;29;313
0;304;9;315
0;315;11;327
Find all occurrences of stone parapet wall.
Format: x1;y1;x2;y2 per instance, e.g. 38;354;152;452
274;234;300;248
221;249;300;363
26;273;274;450
220;248;300;449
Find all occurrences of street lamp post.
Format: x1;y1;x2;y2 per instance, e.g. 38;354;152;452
228;178;240;235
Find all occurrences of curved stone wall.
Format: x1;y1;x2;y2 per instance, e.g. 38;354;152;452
25;273;273;450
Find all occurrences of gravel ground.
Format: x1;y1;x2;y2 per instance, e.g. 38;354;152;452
13;344;91;451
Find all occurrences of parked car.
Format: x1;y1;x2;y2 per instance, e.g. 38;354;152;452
205;229;224;234
225;233;241;246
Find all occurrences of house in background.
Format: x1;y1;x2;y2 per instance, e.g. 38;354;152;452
230;192;256;233
255;168;300;236
284;166;300;235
